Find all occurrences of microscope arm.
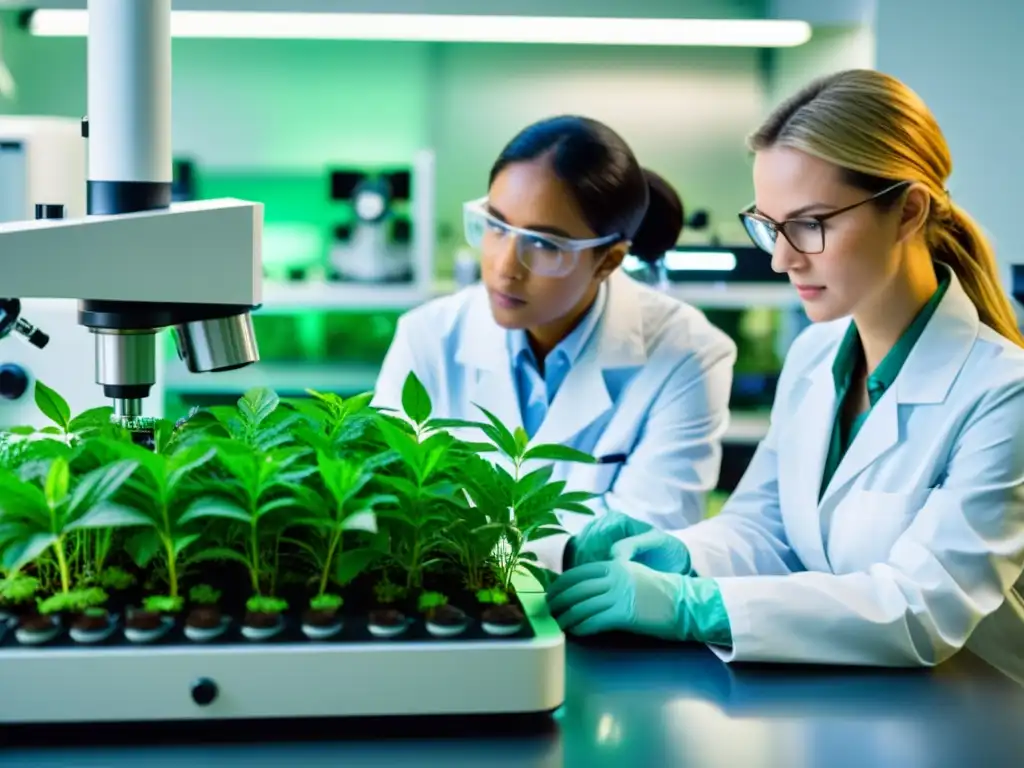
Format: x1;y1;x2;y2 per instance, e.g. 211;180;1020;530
0;199;262;306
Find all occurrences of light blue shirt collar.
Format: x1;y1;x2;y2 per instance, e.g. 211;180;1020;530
507;283;608;438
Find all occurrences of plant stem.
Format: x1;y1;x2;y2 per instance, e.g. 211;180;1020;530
249;522;261;594
52;536;70;593
320;530;341;597
163;535;178;598
95;529;112;576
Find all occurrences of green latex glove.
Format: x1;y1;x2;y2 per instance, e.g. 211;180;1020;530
610;529;693;575
546;560;732;645
566;510;655;569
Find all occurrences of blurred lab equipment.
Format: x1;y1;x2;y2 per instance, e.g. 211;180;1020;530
326;151;436;292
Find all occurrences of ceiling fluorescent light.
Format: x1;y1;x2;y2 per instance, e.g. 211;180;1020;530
27;10;812;47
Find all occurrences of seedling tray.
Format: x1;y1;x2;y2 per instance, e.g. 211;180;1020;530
0;573;563;724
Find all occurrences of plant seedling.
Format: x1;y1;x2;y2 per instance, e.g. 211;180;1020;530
99;567;136;591
246;595;288;615
189;584;222;605
37;586;108;615
143;595;184;614
476;587;509;605
0;573;40;607
417;591;447;612
0;456;145;593
374;579;406;605
95;439;216;600
0;371;592;650
310;593;343;612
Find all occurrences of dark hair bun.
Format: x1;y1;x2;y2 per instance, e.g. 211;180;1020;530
631;168;683;263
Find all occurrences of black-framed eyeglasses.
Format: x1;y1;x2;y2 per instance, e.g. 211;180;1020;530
738;180;910;255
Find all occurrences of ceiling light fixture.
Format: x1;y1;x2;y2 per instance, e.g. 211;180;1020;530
26;10;812;47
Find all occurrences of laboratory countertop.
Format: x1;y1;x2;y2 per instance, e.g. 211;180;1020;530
3;636;1024;767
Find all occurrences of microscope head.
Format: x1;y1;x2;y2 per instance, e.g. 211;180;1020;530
0;197;264;421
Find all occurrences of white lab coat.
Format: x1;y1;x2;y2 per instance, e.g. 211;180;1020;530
373;270;737;570
674;267;1024;683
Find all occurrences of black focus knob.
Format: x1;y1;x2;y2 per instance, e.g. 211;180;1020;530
0;364;29;400
190;677;218;706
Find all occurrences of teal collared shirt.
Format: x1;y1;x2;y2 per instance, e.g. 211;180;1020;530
819;273;951;499
508;284;607;439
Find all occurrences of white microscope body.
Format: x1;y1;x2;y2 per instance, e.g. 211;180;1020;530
0;0;263;432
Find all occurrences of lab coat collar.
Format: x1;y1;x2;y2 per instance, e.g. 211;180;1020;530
456;270;647;446
812;264;980;509
893;263;979;405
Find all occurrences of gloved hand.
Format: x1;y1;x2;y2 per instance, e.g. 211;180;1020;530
566;509;654;569
546;560;731;645
610;529;693;575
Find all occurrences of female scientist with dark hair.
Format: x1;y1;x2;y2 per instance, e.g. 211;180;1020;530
373;115;736;571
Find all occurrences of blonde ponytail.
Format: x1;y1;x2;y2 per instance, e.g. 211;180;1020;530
931;202;1024;346
751;69;1024;348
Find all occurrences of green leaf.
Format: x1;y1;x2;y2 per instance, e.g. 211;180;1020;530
67;459;139;516
473;404;519;459
401;372;432;425
451;441;499;454
425;417;488;431
239;387;280;427
376;475;420;501
514;482;568;526
256;496;297;519
515;464;555;505
523;524;567;541
334;547;381;585
125;529;162;568
514;427;529;456
422;481;464;503
516;560;556;589
420;432;454;480
44;457;70;508
187;547;251;567
557;490;598;504
0;471;48;516
341;509;378;533
317;453;372;510
1;533;57;572
342;391;375;416
554;501;596;517
178;497;252;526
173;533;201;557
34;380;71;430
167;447;217;489
66;502;152;530
521;443;597;464
375;418;423;478
68;406;115;434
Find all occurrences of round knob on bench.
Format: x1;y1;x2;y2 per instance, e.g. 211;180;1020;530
190;677;218;706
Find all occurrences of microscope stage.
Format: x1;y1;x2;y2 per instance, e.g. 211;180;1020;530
0;577;563;724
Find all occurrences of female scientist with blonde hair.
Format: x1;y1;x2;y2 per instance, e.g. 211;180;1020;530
548;69;1024;684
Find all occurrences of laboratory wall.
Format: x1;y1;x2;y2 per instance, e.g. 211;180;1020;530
876;0;1024;286
0;15;776;268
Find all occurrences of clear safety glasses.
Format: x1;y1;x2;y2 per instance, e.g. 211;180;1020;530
738;180;910;255
462;197;620;278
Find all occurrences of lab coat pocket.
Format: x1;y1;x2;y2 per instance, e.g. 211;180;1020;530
827;488;932;574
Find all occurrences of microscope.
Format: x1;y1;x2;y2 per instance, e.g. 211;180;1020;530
0;0;262;438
